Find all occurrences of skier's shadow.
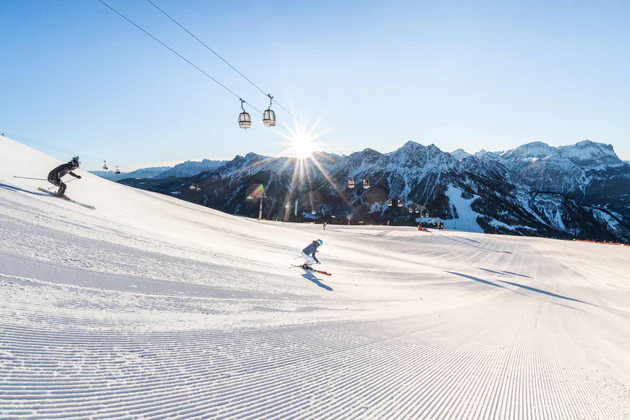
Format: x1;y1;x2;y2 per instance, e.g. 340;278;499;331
301;271;333;291
0;183;47;196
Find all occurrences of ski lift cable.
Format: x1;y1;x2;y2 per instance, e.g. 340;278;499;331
101;0;349;155
96;0;262;114
142;0;299;121
98;0;385;190
1;131;104;163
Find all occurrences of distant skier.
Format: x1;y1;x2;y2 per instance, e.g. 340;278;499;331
301;239;323;269
47;156;82;197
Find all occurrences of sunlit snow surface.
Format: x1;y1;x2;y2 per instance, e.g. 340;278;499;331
1;137;630;419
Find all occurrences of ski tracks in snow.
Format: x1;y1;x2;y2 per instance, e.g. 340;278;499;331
2;283;630;418
1;165;630;418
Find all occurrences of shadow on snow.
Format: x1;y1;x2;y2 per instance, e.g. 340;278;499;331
0;183;48;196
478;267;532;279
447;270;588;305
301;271;333;291
443;236;512;254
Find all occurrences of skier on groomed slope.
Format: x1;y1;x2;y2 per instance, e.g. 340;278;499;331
48;156;82;197
301;239;323;269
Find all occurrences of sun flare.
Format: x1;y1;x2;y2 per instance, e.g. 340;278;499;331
291;132;315;158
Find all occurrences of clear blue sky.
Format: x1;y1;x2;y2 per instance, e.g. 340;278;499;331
1;0;629;170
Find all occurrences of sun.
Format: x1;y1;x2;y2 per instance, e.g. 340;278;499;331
276;117;322;159
291;132;315;158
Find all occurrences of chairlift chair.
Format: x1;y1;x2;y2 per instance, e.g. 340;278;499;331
408;207;413;214
348;179;355;189
362;178;370;189
115;166;121;175
397;199;403;207
238;99;252;129
103;161;108;170
262;94;276;127
387;199;393;207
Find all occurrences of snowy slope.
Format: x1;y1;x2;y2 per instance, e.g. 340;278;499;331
2;136;630;418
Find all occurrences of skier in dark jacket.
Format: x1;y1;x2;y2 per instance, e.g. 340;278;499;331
48;156;82;197
301;239;323;268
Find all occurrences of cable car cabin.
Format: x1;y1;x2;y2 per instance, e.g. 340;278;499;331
115;166;121;175
263;109;276;127
103;161;108;170
387;199;393;207
239;111;252;129
362;179;370;189
263;94;276;127
348;179;355;189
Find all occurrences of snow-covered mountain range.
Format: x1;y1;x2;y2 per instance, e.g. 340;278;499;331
121;140;630;243
153;159;226;179
90;166;172;181
90;159;227;181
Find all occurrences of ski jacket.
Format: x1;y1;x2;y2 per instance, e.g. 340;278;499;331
48;163;79;182
302;241;320;263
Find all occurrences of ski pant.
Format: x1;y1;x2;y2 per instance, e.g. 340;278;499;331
301;252;317;266
48;176;66;196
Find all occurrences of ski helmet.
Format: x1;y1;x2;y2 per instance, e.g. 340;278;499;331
316;239;323;246
70;156;80;169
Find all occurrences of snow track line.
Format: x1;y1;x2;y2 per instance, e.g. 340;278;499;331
3;164;630;419
6;290;629;419
1;302;504;416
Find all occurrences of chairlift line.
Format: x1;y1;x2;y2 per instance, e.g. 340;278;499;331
97;0;416;190
142;0;302;124
2;130;104;163
96;0;251;107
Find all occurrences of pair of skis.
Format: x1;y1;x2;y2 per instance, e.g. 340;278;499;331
290;264;332;276
38;188;96;210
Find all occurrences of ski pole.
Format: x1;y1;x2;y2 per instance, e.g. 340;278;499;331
12;176;47;181
47;178;78;190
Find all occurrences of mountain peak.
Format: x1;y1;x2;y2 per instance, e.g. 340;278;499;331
558;140;620;168
450;148;471;161
504;141;554;159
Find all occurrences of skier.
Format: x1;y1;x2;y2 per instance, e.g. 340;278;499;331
47;156;82;197
301;239;323;269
